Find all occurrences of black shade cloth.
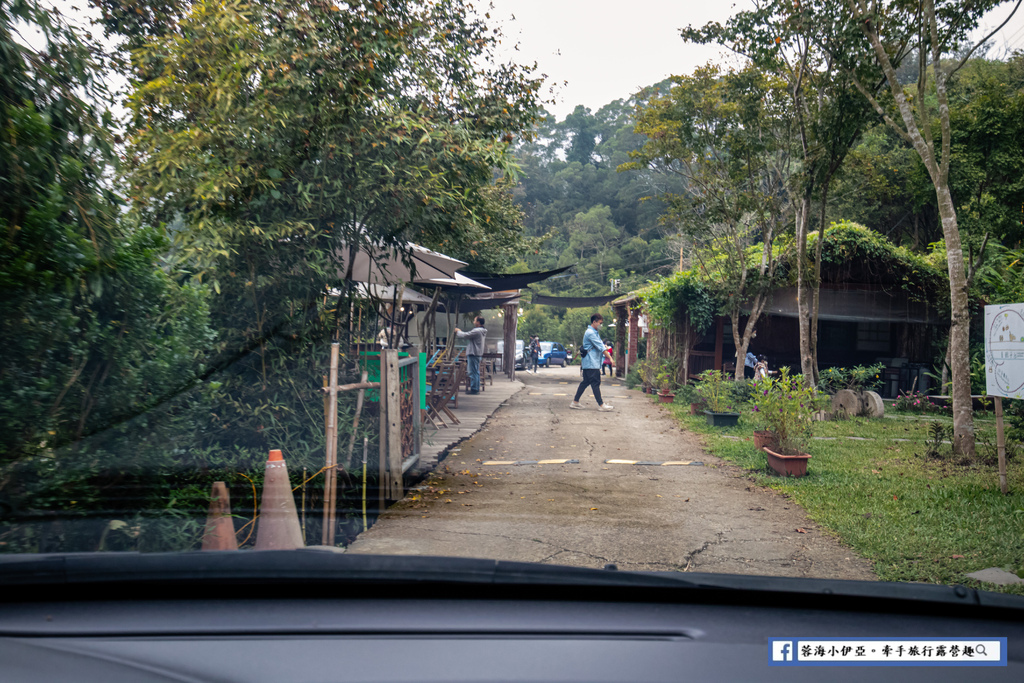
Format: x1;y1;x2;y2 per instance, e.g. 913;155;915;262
530;291;621;308
438;266;573;295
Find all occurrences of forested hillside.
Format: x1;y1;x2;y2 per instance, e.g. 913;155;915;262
510;50;1024;349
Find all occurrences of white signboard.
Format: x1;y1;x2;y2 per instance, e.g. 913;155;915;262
985;304;1024;398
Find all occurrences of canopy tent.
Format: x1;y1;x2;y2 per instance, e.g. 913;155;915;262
351;284;438;306
333;240;482;287
438;266;573;296
420;271;491;290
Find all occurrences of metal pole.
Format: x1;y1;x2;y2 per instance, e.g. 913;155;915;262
995;396;1008;495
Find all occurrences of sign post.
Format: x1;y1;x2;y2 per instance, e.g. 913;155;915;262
983;304;1024;494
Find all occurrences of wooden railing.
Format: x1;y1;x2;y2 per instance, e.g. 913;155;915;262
687;350;717;379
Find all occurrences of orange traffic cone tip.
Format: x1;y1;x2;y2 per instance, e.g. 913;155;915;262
268;449;283;461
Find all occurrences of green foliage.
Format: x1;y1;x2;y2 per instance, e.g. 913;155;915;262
749;368;826;453
894;391;948;415
807;222;948;304
817;363;885;394
695;370;738;413
636;270;714;333
655;358;678;393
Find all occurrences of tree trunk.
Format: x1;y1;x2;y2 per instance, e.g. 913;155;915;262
796;191;815;385
809;180;832;386
680;319;692;386
936;183;975;456
731;297;766;381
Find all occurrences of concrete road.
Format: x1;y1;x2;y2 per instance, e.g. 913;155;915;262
348;364;876;579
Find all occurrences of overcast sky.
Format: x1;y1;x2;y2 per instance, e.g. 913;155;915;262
484;0;1024;121
39;0;1024;122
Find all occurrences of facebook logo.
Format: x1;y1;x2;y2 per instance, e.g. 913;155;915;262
773;640;795;662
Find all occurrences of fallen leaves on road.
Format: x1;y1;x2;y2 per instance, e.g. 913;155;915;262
590;507;598;510
796;528;807;534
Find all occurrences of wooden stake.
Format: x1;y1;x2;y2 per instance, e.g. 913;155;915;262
995;396;1009;495
384;349;403;501
321;342;340;546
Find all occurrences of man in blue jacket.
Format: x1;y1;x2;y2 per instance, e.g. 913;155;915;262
570;313;614;411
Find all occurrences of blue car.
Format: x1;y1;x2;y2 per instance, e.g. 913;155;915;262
537;341;568;367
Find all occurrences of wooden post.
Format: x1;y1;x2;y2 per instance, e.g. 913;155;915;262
503;302;518;380
383;349;403;500
321;342;340;546
714;316;724;373
995;396;1008;495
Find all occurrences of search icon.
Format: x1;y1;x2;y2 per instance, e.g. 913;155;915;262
976;644;988;656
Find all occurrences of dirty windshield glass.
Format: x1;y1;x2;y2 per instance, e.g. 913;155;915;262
3;0;1024;600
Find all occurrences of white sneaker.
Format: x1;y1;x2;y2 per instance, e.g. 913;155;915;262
598;403;614;411
569;401;584;410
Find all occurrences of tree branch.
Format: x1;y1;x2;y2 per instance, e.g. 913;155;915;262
951;0;1023;77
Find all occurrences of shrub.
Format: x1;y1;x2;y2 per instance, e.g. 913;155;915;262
695;370;738;413
817;363;885;394
894;390;948;414
749;368;827;453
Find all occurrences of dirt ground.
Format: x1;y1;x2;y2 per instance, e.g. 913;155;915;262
347;364;877;579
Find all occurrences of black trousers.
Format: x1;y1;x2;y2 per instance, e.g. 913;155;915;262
744;366;755;379
574;369;604;405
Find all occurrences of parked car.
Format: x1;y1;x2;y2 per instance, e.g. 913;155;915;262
496;339;525;370
538;341;568;367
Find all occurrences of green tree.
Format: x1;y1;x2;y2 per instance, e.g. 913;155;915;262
1;0;214;550
122;0;543;451
811;0;1021;456
623;64;794;379
682;0;877;385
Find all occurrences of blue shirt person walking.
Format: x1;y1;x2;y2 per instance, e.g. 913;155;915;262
570;313;614;411
454;316;486;394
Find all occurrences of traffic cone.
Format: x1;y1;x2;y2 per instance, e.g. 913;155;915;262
253;449;304;550
201;481;238;551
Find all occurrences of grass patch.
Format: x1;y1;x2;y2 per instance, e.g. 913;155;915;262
659;397;1024;595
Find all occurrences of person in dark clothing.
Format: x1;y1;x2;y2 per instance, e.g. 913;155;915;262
529;335;540;373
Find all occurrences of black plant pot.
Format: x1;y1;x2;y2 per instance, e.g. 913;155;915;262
704;410;740;427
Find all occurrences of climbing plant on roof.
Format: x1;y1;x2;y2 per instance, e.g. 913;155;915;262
638;271;714;333
806;221;947;308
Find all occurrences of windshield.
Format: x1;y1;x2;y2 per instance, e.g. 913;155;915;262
3;0;1024;607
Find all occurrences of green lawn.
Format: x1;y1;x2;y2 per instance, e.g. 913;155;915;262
665;400;1024;595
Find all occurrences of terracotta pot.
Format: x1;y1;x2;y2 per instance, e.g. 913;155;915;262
753;430;779;451
704;410;740;427
689;403;701;416
658;392;675;404
764;446;811;477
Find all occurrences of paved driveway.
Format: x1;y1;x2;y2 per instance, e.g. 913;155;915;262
348;364;876;579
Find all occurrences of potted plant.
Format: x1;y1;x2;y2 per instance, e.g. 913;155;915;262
675;384;703;415
695;370;740;427
655;359;678;403
749;368;823;477
637;359;656;394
